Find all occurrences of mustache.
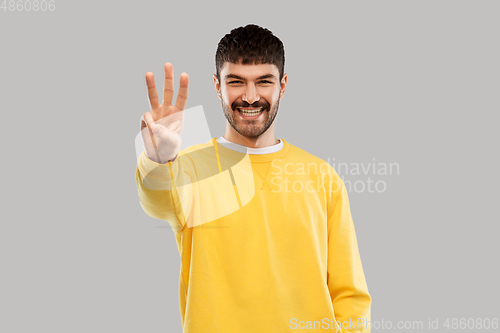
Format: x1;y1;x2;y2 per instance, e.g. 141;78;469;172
232;100;270;110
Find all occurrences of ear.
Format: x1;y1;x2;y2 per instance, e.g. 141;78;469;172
279;73;288;99
213;74;221;100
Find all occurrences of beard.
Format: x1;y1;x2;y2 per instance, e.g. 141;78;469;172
221;97;280;139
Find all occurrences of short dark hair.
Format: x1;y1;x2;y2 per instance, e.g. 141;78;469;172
215;24;285;82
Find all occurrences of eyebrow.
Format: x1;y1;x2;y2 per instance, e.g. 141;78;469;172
224;74;276;81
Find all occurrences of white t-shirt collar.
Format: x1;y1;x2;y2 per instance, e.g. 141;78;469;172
216;136;284;155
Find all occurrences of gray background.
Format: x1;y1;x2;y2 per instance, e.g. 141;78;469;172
1;0;499;332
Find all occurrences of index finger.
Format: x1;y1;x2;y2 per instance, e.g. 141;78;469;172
162;62;174;106
145;72;160;110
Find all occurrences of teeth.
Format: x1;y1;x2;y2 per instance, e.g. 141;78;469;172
238;107;263;115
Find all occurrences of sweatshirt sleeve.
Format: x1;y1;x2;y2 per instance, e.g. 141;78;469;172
136;150;194;233
326;174;371;332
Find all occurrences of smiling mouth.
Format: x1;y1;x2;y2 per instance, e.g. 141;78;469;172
237;107;264;116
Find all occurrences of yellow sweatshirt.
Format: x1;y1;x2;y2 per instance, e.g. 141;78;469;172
136;137;371;332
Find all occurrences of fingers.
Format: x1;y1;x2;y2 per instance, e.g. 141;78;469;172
145;72;160;110
175;73;189;110
147;64;189;111
162;62;174;106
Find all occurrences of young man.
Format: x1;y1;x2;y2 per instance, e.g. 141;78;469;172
136;24;371;332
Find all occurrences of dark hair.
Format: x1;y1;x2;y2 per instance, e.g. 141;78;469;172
215;24;285;82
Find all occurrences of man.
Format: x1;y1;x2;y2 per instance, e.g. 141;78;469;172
136;24;371;332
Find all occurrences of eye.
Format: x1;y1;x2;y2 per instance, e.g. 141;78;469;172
228;80;243;84
259;80;273;84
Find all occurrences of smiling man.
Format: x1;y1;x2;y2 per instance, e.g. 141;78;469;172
216;63;283;147
136;24;371;332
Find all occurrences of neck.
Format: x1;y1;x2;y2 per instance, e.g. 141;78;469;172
223;123;279;148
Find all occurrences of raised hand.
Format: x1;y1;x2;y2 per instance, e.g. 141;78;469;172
141;62;189;163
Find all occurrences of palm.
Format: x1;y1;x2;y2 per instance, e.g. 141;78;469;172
141;63;189;163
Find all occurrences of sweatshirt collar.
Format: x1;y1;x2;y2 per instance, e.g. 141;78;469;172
212;137;291;163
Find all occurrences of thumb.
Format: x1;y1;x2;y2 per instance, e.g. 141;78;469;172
152;124;172;141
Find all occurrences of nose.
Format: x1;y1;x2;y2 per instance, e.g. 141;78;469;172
242;84;260;104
